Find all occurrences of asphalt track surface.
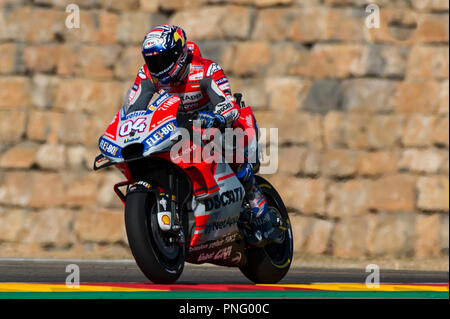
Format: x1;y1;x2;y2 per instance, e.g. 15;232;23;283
0;258;447;284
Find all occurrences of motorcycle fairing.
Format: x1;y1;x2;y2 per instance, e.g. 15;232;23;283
188;162;245;247
183;162;247;267
156;147;221;201
142;118;178;156
185;232;247;267
98;137;122;159
99;91;179;163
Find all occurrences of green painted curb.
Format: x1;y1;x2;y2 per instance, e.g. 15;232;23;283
0;291;448;299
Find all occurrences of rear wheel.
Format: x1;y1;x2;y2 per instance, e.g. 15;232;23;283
239;176;293;284
125;192;185;284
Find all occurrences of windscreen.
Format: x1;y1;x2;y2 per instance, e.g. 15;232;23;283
123;88;163;115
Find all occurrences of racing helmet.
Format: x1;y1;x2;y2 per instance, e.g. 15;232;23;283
141;25;189;84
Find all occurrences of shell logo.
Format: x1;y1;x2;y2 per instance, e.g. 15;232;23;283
161;215;171;225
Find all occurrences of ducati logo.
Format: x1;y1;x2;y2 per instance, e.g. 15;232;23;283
204;187;243;211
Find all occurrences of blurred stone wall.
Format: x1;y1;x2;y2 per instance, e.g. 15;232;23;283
0;0;448;259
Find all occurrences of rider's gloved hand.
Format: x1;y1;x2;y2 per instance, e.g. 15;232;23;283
197;111;226;129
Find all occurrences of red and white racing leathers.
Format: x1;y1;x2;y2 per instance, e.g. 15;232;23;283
125;42;241;126
125;42;266;219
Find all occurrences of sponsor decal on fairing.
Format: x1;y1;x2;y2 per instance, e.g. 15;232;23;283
204;187;244;212
143;119;177;149
118;117;147;137
204;216;240;234
99;137;121;158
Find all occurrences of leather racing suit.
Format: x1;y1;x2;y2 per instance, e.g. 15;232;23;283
126;42;240;128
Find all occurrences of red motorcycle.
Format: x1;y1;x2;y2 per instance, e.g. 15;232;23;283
93;90;293;284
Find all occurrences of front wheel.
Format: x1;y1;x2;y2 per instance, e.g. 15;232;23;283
125;192;185;284
239;176;294;284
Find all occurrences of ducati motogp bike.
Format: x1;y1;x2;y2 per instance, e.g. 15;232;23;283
93;90;293;284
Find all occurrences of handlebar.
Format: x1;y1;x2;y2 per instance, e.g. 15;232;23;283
187;111;226;130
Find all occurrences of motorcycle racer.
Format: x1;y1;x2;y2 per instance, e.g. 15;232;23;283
125;24;281;246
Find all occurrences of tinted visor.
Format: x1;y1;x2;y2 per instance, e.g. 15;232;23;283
144;44;181;75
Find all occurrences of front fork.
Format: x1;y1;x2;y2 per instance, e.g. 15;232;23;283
114;174;185;245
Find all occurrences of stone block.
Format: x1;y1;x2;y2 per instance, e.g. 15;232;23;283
332;216;369;258
417;176;449;212
407;46;449;80
415;214;441;258
36;144;67;170
0;143;38;169
74;208;127;243
26;111;63;143
23;209;75;247
322;149;359;178
270;175;327;214
0;208;27;242
399;149;446;174
401;114;436;147
0;110;27;145
394;80;442;113
305;218;334;255
327;180;370;217
366;212;415;257
368;175;416;212
0;77;31;109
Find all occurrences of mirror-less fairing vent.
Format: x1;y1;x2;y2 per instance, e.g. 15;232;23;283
122;143;145;161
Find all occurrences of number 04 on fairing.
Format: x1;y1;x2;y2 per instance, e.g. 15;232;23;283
93;91;293;284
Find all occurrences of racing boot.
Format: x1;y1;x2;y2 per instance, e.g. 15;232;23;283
235;163;284;246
